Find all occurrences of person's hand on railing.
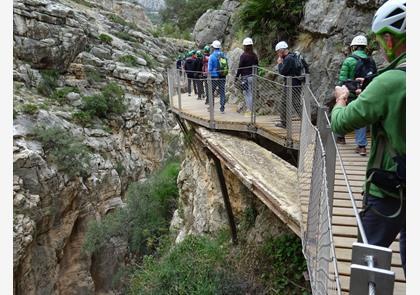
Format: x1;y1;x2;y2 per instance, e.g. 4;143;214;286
334;85;349;106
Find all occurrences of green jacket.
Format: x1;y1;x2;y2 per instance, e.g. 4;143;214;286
331;53;406;198
338;50;368;83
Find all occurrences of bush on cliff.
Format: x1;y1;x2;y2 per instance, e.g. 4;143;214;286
83;159;180;256
238;0;305;60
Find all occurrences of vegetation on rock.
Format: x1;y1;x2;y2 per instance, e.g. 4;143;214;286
158;0;224;40
32;126;91;178
238;0;305;60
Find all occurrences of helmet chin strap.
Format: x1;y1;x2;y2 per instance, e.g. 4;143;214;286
376;34;406;62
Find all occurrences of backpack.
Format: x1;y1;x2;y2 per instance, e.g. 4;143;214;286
202;55;210;75
351;54;377;79
292;52;305;75
217;54;229;77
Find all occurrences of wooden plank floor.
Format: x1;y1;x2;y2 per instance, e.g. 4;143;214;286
171;93;301;148
333;135;406;294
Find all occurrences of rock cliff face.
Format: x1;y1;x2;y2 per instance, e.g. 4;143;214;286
192;0;240;48
13;0;192;294
171;128;297;245
295;0;387;101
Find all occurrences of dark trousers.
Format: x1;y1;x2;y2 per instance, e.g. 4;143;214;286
211;78;226;112
187;78;197;95
360;194;406;275
279;85;302;124
194;78;204;99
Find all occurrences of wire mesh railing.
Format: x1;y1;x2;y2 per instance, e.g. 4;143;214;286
168;64;307;147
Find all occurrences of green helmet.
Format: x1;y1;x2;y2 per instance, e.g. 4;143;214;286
196;50;203;58
203;45;210;53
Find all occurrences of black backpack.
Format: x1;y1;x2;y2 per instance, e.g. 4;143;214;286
351;54;377;79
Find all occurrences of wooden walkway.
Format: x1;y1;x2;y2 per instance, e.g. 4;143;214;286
170;94;406;294
333;139;405;294
170;93;301;149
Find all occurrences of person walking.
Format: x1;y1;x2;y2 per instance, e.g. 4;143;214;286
193;50;205;100
275;41;309;128
208;40;228;114
331;0;406;274
336;35;378;154
184;51;196;96
202;45;211;104
235;37;259;116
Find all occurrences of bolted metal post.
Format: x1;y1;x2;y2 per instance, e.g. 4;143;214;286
303;74;311;119
168;66;174;108
251;65;258;125
286;76;293;146
177;68;182;110
317;106;336;215
207;75;215;129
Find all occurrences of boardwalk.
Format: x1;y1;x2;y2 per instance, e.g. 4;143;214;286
170;88;405;294
170;93;302;149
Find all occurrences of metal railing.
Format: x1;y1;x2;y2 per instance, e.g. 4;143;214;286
168;65;306;147
167;63;397;294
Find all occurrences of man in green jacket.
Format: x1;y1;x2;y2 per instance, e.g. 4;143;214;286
336;35;377;156
331;0;406;273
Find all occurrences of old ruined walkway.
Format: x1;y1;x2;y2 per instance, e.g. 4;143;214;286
167;67;406;295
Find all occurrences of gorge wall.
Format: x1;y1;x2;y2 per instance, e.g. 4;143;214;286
13;0;192;293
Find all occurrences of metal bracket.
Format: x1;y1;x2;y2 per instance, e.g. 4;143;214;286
350;242;395;295
350;264;395;295
351;242;393;270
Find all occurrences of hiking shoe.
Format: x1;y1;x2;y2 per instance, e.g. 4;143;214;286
275;121;286;128
336;137;346;144
356;146;367;156
220;111;225;114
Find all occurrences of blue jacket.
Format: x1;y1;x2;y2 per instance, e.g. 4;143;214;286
208;49;226;78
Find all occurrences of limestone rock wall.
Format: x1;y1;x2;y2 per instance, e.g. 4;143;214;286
171;130;295;246
295;0;387;102
192;0;240;48
13;0;191;294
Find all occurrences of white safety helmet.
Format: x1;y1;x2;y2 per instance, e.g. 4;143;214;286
211;40;222;49
275;41;288;51
242;37;253;46
350;35;368;46
372;0;406;36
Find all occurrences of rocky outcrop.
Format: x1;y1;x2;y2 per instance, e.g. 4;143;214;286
13;0;190;294
192;0;240;48
113;1;153;29
136;0;165;11
295;0;387;102
13;0;90;72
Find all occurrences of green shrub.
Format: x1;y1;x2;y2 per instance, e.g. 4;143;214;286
83;160;180;255
72;111;93;127
108;14;138;30
79;82;126;120
51;86;79;104
71;0;93;7
118;55;139;67
139;51;156;68
238;0;305;60
129;233;244;295
99;33;113;44
160;0;223;34
262;233;310;294
21;103;39;115
114;31;137;43
37;69;60;96
32;126;91;178
85;67;104;84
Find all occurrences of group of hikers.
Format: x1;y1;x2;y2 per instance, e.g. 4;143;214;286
175;0;406;279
